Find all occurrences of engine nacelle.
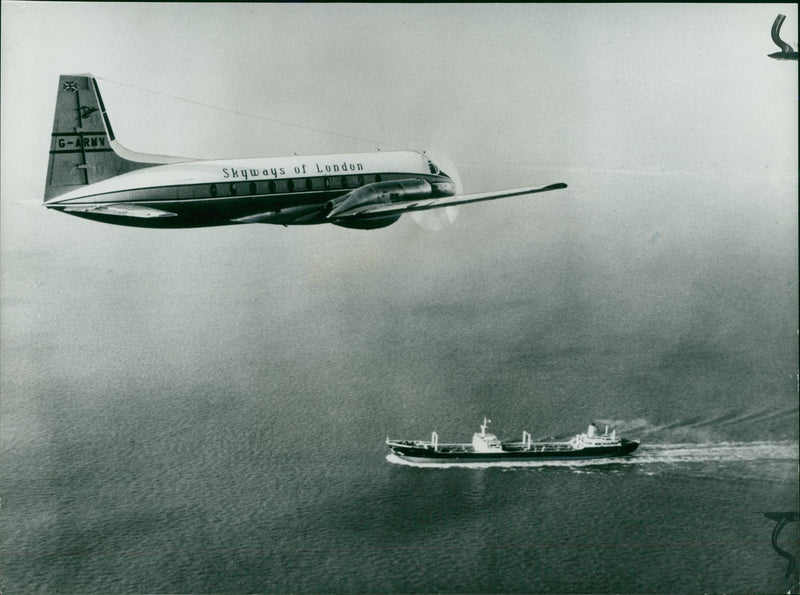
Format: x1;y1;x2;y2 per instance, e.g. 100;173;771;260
332;214;402;230
326;179;433;217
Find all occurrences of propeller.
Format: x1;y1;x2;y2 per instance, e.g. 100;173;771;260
410;150;463;231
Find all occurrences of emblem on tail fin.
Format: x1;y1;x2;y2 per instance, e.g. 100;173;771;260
79;106;99;120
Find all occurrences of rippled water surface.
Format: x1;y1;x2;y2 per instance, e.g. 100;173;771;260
2;172;797;593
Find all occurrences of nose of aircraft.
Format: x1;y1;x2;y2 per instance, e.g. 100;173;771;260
422;151;463;196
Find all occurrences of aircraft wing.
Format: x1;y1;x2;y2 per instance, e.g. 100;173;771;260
63;203;178;218
328;182;567;220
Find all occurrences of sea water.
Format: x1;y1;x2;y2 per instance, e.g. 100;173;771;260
2;173;797;593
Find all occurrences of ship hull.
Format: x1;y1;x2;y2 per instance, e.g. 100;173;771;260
389;440;638;464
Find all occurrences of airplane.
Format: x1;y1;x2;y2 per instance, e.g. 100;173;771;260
768;14;798;60
44;75;567;229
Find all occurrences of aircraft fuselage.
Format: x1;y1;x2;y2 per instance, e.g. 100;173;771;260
45;150;455;228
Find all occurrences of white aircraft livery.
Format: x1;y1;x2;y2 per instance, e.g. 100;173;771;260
44;75;567;229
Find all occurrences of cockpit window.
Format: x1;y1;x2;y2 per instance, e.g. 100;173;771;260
428;161;439;174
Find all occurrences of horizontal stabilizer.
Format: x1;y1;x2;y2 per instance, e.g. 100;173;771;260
63;203;178;218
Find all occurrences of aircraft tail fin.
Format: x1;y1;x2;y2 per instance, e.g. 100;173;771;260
44;75;183;202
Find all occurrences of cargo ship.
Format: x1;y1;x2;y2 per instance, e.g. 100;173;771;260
386;418;638;464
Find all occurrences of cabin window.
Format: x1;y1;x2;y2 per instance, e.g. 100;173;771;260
341;176;348;188
249;182;257;195
375;174;382;183
305;178;313;191
210;184;218;197
287;179;295;192
268;180;276;193
324;177;331;189
230;183;238;195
